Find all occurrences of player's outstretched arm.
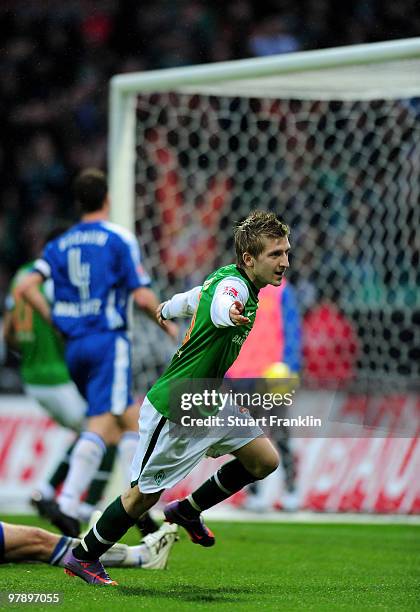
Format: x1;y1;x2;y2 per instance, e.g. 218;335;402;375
16;272;52;324
157;286;202;324
133;286;178;340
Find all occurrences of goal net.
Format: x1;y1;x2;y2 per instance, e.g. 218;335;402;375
109;39;420;394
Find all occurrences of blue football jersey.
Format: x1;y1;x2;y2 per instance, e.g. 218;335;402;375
34;221;151;339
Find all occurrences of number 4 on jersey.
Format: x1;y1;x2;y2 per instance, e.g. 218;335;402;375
68;248;90;300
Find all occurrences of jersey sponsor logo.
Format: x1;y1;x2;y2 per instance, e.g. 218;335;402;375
232;331;250;347
223;286;239;299
54;299;102;317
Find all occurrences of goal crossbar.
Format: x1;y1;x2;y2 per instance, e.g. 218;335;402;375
109;37;420;229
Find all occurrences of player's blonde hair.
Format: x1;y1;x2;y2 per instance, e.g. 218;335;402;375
234;210;289;267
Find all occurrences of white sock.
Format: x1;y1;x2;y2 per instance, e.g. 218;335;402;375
36;482;55;500
100;543;149;567
123;544;150;567
118;431;139;487
58;433;106;519
56;538;79;567
77;502;96;523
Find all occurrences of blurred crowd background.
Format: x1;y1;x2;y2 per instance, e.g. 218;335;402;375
1;0;420;390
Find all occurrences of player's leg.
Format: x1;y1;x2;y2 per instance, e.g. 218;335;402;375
78;444;118;522
63;398;204;583
68;398;169;564
26;382;84;510
55;412;119;533
25;382;86;432
1;522;72;564
32;439;118;529
117;403;160;536
116;403;141;488
0;521;177;571
232;436;280;477
28;381;92;519
28;378;119;525
62;486;161;585
164;436;279;545
44;441;76;496
55;334;130;531
275;426;299;510
98;522;178;569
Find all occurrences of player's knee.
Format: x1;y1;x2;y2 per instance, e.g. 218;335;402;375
252;449;280;480
138;490;162;510
122;486;161;518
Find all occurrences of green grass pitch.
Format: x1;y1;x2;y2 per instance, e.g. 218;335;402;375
1;515;419;611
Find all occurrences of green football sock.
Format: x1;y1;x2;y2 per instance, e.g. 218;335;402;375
73;496;136;561
179;459;258;518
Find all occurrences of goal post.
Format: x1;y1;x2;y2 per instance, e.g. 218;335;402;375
109;38;420;392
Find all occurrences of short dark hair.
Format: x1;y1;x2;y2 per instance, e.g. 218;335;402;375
234;210;289;267
73;168;108;213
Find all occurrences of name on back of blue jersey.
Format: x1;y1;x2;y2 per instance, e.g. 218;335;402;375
58;230;109;251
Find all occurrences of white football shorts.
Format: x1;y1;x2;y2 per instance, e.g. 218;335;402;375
25;381;87;432
130;396;263;493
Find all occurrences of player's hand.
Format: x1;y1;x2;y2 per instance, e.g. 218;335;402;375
229;301;250;326
156;301;167;325
156;302;179;340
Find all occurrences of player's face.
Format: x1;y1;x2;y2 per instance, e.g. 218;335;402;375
247;236;290;289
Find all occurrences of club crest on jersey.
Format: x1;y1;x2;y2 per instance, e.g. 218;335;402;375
154;470;166;486
223;286;239;299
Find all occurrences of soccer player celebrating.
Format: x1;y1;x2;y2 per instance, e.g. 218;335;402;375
63;210;290;585
0;520;178;572
18;169;178;539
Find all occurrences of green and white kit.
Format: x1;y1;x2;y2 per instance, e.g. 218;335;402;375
131;265;263;492
6;263;86;430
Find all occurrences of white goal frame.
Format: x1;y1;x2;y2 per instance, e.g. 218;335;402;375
109;37;420;230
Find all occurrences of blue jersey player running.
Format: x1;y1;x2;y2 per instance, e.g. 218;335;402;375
19;169;177;537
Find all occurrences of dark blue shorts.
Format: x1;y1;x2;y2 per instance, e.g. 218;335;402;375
65;331;133;417
0;522;4;563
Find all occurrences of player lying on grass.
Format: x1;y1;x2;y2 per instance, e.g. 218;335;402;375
63;211;290;585
0;521;177;570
